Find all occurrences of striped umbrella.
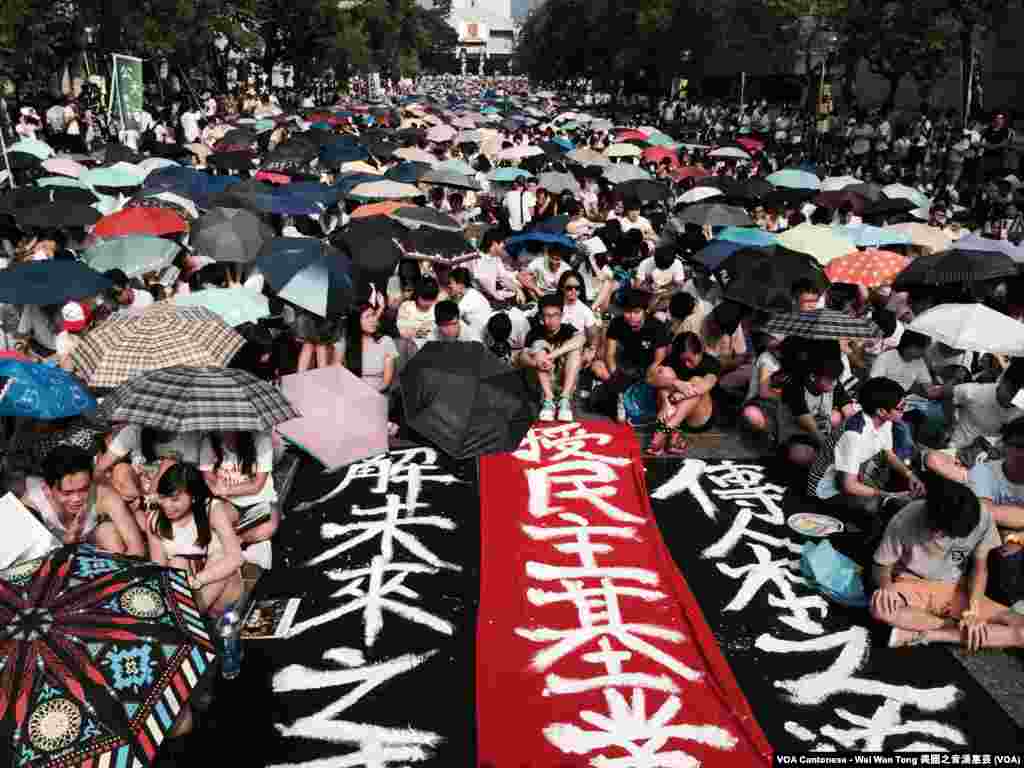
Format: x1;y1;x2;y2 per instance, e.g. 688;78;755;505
760;309;881;340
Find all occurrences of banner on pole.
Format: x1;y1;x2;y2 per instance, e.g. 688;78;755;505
109;54;144;121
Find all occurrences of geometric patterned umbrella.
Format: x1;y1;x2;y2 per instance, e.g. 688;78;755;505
824;248;908;287
759;309;881;340
0;544;216;767
69;305;246;390
96;366;300;433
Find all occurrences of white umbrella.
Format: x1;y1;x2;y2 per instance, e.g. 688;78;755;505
603;164;652;184
394;146;438;165
678;186;724;204
909;303;1024;356
606;143;643;158
820;175;862;192
708;147;751;160
883;183;931;209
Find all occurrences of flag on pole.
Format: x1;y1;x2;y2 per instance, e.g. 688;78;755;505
109;53;144;125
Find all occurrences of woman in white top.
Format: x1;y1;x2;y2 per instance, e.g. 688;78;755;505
199;429;279;546
146;462;242;616
338;300;397;393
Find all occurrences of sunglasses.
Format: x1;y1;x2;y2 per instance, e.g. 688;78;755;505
563;284;581;291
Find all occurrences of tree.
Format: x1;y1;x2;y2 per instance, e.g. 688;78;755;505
939;0;1009;120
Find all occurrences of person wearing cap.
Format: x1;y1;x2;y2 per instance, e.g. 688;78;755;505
55;301;91;371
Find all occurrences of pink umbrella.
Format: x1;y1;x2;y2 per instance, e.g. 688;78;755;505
736;137;766;153
276;365;388;470
426;124;456;143
42;157;86;178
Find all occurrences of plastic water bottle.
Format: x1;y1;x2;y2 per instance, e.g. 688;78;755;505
218;606;243;680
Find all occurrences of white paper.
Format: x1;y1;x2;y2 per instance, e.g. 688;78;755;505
0;492;59;570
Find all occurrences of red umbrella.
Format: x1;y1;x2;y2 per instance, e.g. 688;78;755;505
616;129;649;142
255;170;292;184
672;165;711;181
825;248;908;287
94;207;187;238
736;136;766;153
641;146;679;165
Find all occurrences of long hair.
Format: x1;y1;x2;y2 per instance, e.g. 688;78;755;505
558;269;589;305
151;463;212;548
208;431;257;477
343;302;381;379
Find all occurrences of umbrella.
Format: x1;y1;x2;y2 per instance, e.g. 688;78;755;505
0;543;216;765
276;364;388;470
766;168;821;190
426;124;456;143
318;143;371;169
348;180;423;201
208;150;260;173
93;207;187;238
814;190;867;215
42;157;86;178
256;237;354;317
820;176;862;192
286;181;344;207
690;239;752;271
606;143;643;158
735;137;765;153
385;161;434;184
80;163;145;189
130;192;199;221
15;202;101;229
6;151;41;171
908;303;1024;356
616;178;671;203
603;164;652;184
892;249;1019;290
436;159;475;176
833;223;911;249
399;341;535;459
9;138;53;159
951;233;1024;263
70;304;246;389
760;309;880;340
824;248;908;287
97;366;298;433
846;182;884;201
393;146;438;165
566;148;610;167
82;236;181;278
388;206;463;232
350;200;413;219
715;226;778;247
0;359;95;418
883;223;953;253
882;184;930;209
403;226;474;258
678;186;723;204
173;286;270;327
487;167;534;183
708;146;751;160
420;168;481;191
616;129;649;142
192;208;273;264
863;197;918;217
0;260;111;305
675;203;752;228
777;224;854;265
641;146;678;165
505;231;576;258
537;171;580;195
334;217;405;293
717;247;827;313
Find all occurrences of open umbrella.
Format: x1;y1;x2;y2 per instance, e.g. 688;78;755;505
690;239;754;271
0;260;111;305
420;168;481;191
16;202;101;229
824;248;908;287
883;223;953;253
675;203;752;228
192;207;273;263
820;175;862;192
388;206;462;232
399;341;535;459
892;249;1019;290
9;138;53;159
717;247;827;313
256;237;354;317
173;286;270;327
566;147;610;167
715;226;778;247
276;364;388;470
348;180;423;202
0;543;216;767
616;178;671;202
80;162;145;189
909;303;1024;356
951;233;1024;263
882;183;930;209
766;168;821;190
208;150;260;173
93;207;187;238
403;226;474;258
505;231;576;258
97;366;298;433
833;223;911;249
42;157;87;178
814;190;867;215
708;147;751;160
82;235;180;278
333;216;406;293
602;164;651;184
0;359;95;418
393;146;438;165
760;309;880;340
777;223;854;265
606;143;643;158
487;167;534;183
678;186;723;204
71;304;246;389
537;172;580;196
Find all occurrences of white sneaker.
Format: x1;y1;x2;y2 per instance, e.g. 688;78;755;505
242;539;273;570
539;399;556;422
557;398;573;422
616;394;627;423
888;627;928;648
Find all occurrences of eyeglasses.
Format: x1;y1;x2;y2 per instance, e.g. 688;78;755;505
563;284;581;291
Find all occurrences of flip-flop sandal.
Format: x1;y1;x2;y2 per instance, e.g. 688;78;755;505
667;430;689;456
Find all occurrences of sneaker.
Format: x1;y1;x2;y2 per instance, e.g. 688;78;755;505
242;539;273;570
616;393;627;423
557;398;573;422
539;399;556;422
888;627;929;648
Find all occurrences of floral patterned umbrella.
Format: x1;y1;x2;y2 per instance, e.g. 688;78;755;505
0;544;216;767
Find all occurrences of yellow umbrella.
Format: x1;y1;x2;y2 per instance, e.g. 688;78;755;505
883;223;954;254
777;224;855;265
606;143;643;158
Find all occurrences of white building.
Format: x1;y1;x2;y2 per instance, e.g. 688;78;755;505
420;0;516;73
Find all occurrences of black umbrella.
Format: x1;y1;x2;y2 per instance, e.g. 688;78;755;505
265;141;317;167
208;150;259;173
399;341;536;459
365;141;399;160
218;128;259;147
256;237;353;317
193;207;274;263
699;177;744;197
16;202;102;229
333;217;405;295
388;205;462;232
716;246;828;313
7;151;42;171
385;161;433;184
0;187;57;213
207;179;277;212
735;177;775;201
761;188;815;210
616;178;671;203
863;197;917;217
0;260;112;304
892;249;1019;290
403;226;474;258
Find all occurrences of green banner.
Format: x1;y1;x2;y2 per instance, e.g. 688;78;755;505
110;54;144;117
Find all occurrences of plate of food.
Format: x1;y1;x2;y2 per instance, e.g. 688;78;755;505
787;512;844;537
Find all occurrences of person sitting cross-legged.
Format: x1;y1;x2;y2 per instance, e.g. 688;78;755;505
646;332;719;456
520;293;584;422
871;475;1024;650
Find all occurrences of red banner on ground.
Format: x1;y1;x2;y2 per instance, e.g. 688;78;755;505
478;421;773;767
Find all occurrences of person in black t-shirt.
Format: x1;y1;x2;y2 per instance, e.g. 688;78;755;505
779;354;852;466
521;294;584;422
646;332;719;455
591;289;671;421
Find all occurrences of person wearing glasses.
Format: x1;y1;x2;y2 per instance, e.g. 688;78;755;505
807;377;926;536
520;294;584;422
557;270;599;367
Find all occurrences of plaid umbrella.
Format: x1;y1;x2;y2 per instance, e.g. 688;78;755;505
97;366;299;432
760;309;881;340
824;248;908;287
0;544;216;768
70;304;246;389
892;249;1019;290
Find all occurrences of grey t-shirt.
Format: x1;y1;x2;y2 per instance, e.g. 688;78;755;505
335;335;398;393
874;499;1001;583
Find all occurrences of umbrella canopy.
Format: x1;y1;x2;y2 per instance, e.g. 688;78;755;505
403;226;474;257
256;237;354;317
82;235;181;278
715;226;778;247
882;183;930;209
892;249;1019;290
616;178;671;202
42;156;87;178
208;150;260;173
760;309;881;340
0;544;216;766
909;303;1024;356
350;200;413;219
80;162;145;189
766;168;821;190
420;168;481;191
388;206;462;232
566;147;610;167
537;171;580;195
487;167;534;183
833;223;911;249
641;146;678;165
602;164;651;184
675;203;752;228
436;159;475;176
0;359;96;418
820;175;862;192
952;233;1024;263
505;231;576;258
131;192;199;221
173;286;270;327
717;247;827;313
9;138;53;159
393;146;438;165
824;248;908;287
334;216;406;293
399;341;535;459
679;186;723;204
93;207;187;238
276;364;388;470
16;202;101;229
97;366;298;432
385;161;434;184
606;143;643;158
349;180;423;201
192;207;273;263
708;147;751;160
71;304;246;389
883;223;953;253
777;223;854;264
814;190;867;215
0;260;111;305
690;239;751;271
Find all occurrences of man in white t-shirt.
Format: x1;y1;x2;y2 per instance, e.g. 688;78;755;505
869;331;941;396
105;269;154;311
469;229;521;305
521;246;571;302
503;178;536;232
446;267;492;339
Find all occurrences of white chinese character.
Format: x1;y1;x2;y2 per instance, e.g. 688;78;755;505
544;687;738;767
650;459;719;521
514;423;632;467
716;543;829;635
527;459;644;524
822;699;965;752
701;505;804;561
272;646;442;768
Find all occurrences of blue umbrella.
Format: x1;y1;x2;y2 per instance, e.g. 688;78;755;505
249;191;321;216
767;168;821;191
319;143;370;167
287;182;343;206
487;167;534;183
691;239;747;271
256;238;353;317
386;162;433;184
834;224;912;248
0;260;111;304
714;226;778;247
505;231;577;258
335;172;385;196
552;136;574;151
951;233;1024;262
0;360;96;419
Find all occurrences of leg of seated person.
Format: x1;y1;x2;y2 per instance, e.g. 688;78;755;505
924;450;969;484
197;570;243;617
89;520;127;554
536;368;555;403
315;343;335;368
593;280;618;313
742;404;768;432
786;442;817;467
561;348;581;400
719;364;752;394
238;504;281;546
297;341;316;372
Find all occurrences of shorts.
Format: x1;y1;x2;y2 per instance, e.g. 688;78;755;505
744;398;808;446
888;573;1007;622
